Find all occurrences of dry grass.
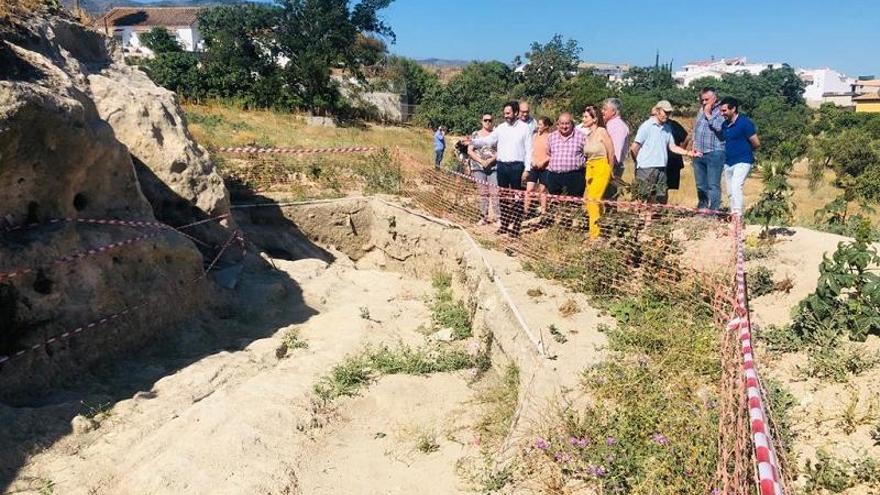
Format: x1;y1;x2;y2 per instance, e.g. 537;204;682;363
182;102;435;160
0;0;46;20
182;101;878;227
665;158;879;224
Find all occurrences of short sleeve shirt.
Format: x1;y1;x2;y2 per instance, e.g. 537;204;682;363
721;115;757;165
633;117;673;169
469;130;496;171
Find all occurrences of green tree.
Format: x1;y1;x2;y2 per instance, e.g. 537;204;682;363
751;96;810;163
745;161;796;236
144;52;202;98
140;27;182;54
515;34;581;102
379;55;439;105
809;128;880;202
693;66;805;112
198;4;289;108
618;65;695;125
416;61;514;134
559;70;614;116
275;0;396;113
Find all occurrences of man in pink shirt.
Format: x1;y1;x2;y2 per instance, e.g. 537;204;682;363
601;98;630;199
545;112;587;197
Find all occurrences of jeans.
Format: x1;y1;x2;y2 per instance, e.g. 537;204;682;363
472;167;500;221
724;162;752;213
692;150;725;210
496;161;525;234
434;149;444;168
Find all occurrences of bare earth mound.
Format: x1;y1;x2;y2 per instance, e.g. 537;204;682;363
3;198;611;495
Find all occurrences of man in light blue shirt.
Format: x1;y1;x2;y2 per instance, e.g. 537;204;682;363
629;101;699;204
433;126;446;169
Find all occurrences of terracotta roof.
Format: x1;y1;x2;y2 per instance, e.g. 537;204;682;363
93;7;202;29
853;91;880;102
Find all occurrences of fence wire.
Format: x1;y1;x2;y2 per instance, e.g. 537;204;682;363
217;146;788;494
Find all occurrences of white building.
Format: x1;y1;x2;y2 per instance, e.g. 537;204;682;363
798;68;856;108
674;57;784;87
577;62;632;83
93;7;204;57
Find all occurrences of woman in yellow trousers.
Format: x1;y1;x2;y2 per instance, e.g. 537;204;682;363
580;106;616;238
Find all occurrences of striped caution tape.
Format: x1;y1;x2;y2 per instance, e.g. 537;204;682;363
216;146;379;154
731;216;785;495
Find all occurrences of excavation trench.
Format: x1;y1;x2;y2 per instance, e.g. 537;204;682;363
5;197;608;495
233;196;611;482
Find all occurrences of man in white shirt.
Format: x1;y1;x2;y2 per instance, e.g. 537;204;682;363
467;101;533;236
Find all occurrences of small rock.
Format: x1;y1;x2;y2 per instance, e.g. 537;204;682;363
133;391;157;400
71;415;97;435
431;327;455;342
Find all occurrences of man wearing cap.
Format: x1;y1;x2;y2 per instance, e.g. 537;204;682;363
629;101;700;204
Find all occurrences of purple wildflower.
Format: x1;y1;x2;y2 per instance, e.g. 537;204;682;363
711;489;720;495
605;436;617;446
586;465;607;478
651;433;669;446
569;436;590;448
554;451;572;464
534;437;550;451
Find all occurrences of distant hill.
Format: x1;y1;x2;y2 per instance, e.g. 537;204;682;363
416;58;472;68
64;0;248;15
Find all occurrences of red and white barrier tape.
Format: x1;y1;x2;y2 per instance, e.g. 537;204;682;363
2;214;230;235
0;232;163;282
0;302;149;367
731;216;785;495
3;217;171;233
0;229;246;369
442;167;729;216
216;146;379;154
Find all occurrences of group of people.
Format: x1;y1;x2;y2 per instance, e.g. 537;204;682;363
433;88;760;239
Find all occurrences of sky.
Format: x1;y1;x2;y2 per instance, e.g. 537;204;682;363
379;0;880;77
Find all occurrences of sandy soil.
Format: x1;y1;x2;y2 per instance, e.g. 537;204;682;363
747;226;880;495
2;199;612;495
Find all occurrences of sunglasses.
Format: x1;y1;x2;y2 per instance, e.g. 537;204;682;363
482;118;493;122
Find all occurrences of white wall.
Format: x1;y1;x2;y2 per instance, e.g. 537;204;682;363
113;26;200;56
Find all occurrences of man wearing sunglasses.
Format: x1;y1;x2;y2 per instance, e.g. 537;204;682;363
692;87;725;210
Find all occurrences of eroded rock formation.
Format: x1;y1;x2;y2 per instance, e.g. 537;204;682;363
0;13;232;397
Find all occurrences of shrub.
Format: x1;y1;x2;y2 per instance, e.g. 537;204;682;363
790;219;880;343
747;266;776;297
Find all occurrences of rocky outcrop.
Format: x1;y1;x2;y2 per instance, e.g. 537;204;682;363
0;14;223;397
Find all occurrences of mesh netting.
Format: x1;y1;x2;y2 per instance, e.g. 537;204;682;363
216;146;786;495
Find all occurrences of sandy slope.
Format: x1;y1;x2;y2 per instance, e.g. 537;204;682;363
747;226;880;494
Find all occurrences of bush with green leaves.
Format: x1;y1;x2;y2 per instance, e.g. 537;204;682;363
746;160;795;235
747;266;776;297
812;196;879;240
790;219;880;343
